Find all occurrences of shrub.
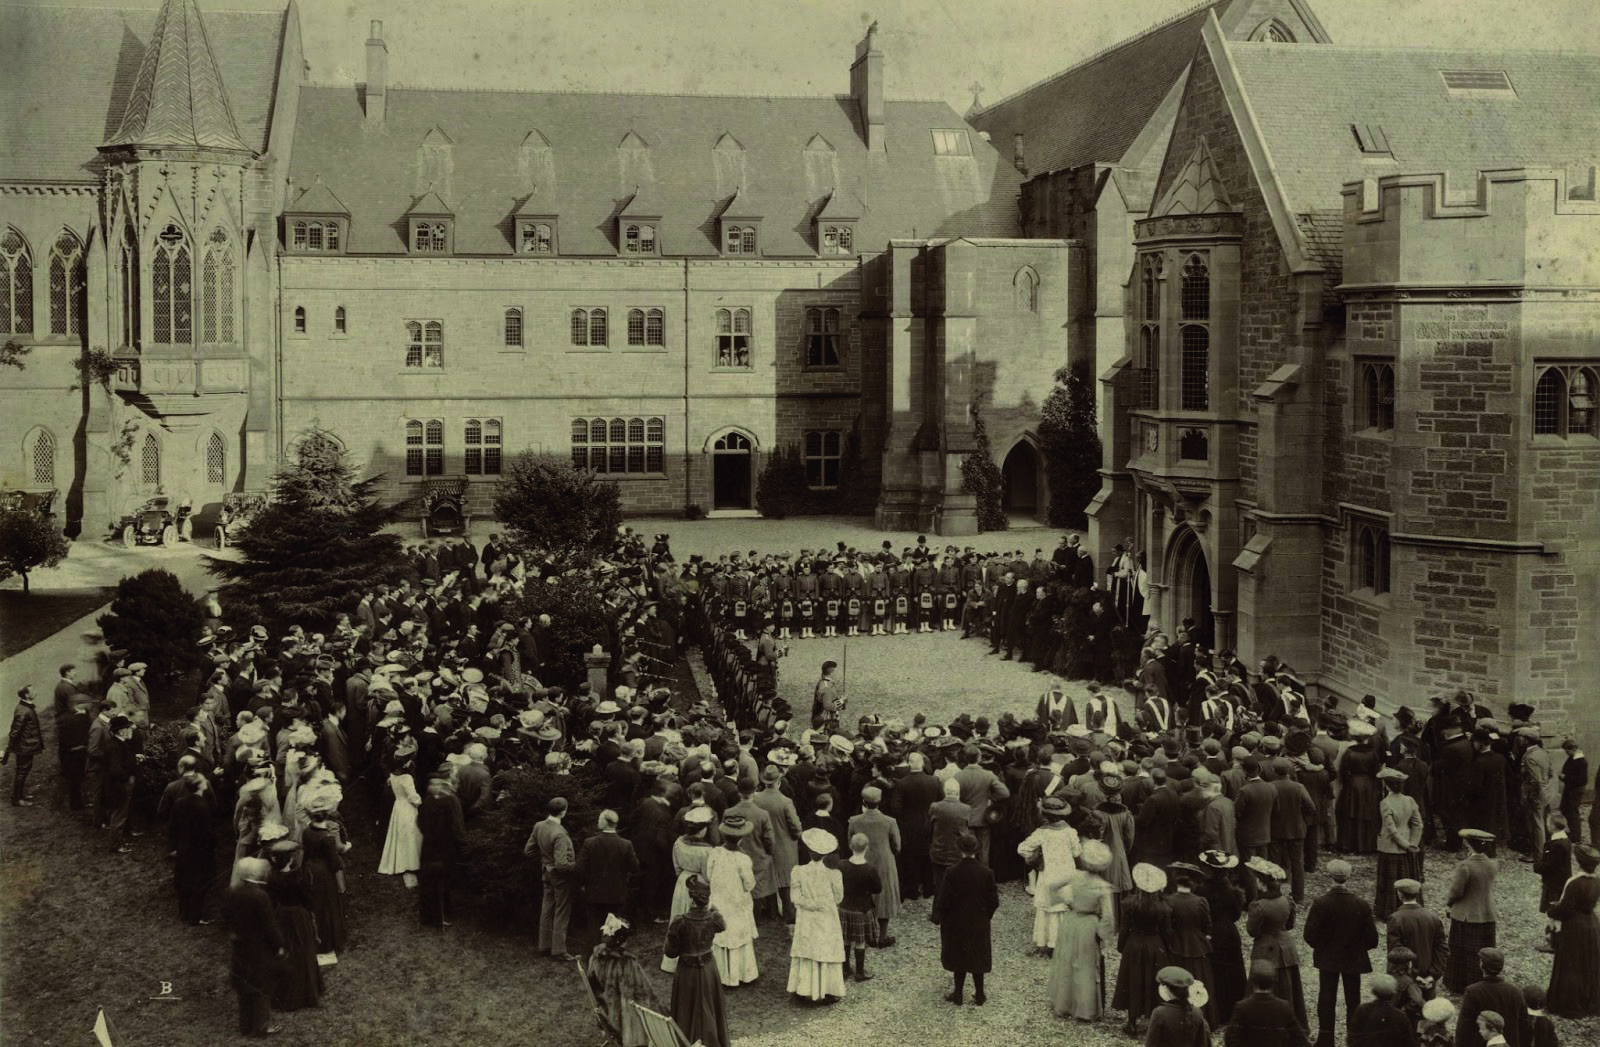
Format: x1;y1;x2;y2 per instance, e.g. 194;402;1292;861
511;571;613;688
0;510;70;593
133;720;189;819
754;443;809;519
494;453;622;554
959;408;1008;532
208;428;406;633
461;764;608;912
97;568;208;683
683;503;706;521
1039;361;1103;529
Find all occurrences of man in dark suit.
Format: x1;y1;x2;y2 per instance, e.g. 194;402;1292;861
453;744;492;819
1001;579;1031;661
1133;768;1181;867
1456;948;1528;1047
629;784;676;922
1269;758;1317;903
1303;859;1378;1047
1346;974;1418;1047
1433;724;1475;850
227;856;285;1036
418;774;466;927
1385;879;1446;984
1226;960;1310;1047
1235;757;1277;870
891;752;943;900
987;572;1016;654
577;808;640;931
930;832;998;1006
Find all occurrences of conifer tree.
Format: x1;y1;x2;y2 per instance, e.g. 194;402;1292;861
208;429;405;631
1039;361;1103;529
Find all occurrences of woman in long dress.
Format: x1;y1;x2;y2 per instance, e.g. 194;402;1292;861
663;875;729;1047
1047;839;1114;1021
1245;856;1306;1031
1018;795;1083;954
1113;863;1173;1038
1165;865;1217;1029
1198;850;1247;1025
264;840;324;1012
1096;771;1135;930
378;756;423;887
1444;830;1498;993
1335;723;1381;853
705;815;759;987
661;810;716;973
301;796;349;958
1545;842;1600;1017
587;916;663;1047
788;827;847;1003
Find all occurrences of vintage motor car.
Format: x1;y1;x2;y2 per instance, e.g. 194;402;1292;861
421;483;470;538
120;496;184;548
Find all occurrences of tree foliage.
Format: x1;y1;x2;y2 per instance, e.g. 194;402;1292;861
755;443;809;519
493;453;622;554
97;568;208;682
0;338;31;371
959;407;1009;532
1039;361;1104;529
755;425;872;519
511;571;614;689
207;428;406;633
462;764;608;912
0;511;70;593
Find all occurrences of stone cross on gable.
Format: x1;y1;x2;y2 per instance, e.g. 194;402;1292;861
969;82;984;111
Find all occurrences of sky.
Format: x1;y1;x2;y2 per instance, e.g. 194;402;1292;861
8;0;1600;114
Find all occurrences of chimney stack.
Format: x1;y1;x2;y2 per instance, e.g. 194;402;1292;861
850;22;884;152
365;20;387;126
1013;133;1028;176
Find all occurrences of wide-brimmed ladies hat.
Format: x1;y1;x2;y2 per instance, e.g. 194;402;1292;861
1199;849;1238;870
1079;839;1112;872
801;827;838;856
720;814;754;838
1245;856;1286;881
1132;863;1167;893
1038;795;1072;820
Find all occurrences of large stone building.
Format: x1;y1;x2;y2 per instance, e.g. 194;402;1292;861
2;0;1596;738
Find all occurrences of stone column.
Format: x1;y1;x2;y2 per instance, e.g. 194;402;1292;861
584;646;611;699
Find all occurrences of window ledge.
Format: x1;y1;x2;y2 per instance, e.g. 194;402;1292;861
396;369;449;376
1353;426;1395;440
711;366;754;373
588;473;668;482
498;348;525;354
623;346;668;352
567;347;612;354
1348;587;1393;609
1532;433;1599;446
289;333;310;340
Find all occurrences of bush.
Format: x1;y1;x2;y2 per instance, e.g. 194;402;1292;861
208;429;406;633
133;720;189;819
683;503;706;521
959;408;1008;532
1040;361;1103;529
0;510;70;593
97;568;208;683
494;453;622;554
754;443;809;519
512;571;613;688
462;764;608;912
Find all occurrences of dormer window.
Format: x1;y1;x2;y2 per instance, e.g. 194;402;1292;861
284;183;351;255
290;219;344;253
517;220;555;255
821;224;855;256
624;223;657;256
723;225;758;255
931;129;971;156
411;219;451;254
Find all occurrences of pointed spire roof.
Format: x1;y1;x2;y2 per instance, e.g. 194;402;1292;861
103;0;251;152
1153;139;1235;216
288;182;349;216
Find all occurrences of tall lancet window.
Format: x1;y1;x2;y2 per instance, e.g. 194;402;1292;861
152;223;192;345
201;229;236;344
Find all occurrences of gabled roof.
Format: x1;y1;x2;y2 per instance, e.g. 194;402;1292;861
969;0;1236;175
816;188;863;220
286;182;348;216
718;187;764;219
513;190;558;218
102;0;252;152
619;185;663;218
0;4;287;180
1152;139;1234;215
405;190;453;217
286;88;1020;255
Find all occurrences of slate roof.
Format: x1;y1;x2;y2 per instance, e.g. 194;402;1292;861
1230;43;1600;217
969;0;1234;175
286;87;1021;256
286;182;348;215
103;0;252;152
0;4;286;181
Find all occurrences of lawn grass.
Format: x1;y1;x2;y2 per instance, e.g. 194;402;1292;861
0;588;113;660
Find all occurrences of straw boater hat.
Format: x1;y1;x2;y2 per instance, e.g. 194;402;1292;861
1246;856;1287;881
1038;795;1072;821
720;814;754;838
1376;766;1408;782
1132;863;1167;893
801;827;838;856
1422;999;1455;1023
1079;840;1112;873
683;806;715;826
829;734;855;756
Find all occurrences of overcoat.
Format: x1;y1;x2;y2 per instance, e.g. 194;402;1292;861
931;856;998;973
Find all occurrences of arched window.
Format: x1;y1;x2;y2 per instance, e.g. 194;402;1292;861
646;308;664;346
1533;363;1600;438
334;306;347;334
805;307;840;368
292;221;307;250
716;307;752;367
1014;267;1039;313
201;229;235;344
1533;367;1564;435
1352;519;1391;595
1572;369;1597;437
1138;254;1162;408
1;227;34;335
118;224;138;348
293;306;306;334
504;307;523;348
625;225;640;253
1358;360;1396;431
627;308;645;346
570;308;588;346
48;232;85;336
206;431;226;486
140;433;161;486
1180;254;1209;321
589;308;608;346
26;428;55;487
152;224;192;345
1250;18;1296;43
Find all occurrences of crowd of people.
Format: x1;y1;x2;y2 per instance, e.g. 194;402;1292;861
2;524;1598;1047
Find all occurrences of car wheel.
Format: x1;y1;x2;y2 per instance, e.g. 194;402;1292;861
162;525;176;547
122;524;135;549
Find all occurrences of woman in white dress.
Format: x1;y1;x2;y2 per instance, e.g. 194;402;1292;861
1017;795;1083;954
662;807;717;974
378;756;423;887
705;814;759;987
788;827;847;1003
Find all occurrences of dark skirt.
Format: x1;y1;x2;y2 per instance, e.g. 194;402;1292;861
1170;952;1218;1028
305;857;347;954
1208;920;1247;1028
1374;851;1424;920
1445;919;1496;993
839;907;875;950
1546;912;1600;1017
1274;965;1307;1032
272;905;324;1011
1112;933;1169;1022
671;956;730;1047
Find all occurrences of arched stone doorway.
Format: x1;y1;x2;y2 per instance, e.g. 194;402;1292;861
1001;439;1039;517
711;431;754;510
1168;525;1214;650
